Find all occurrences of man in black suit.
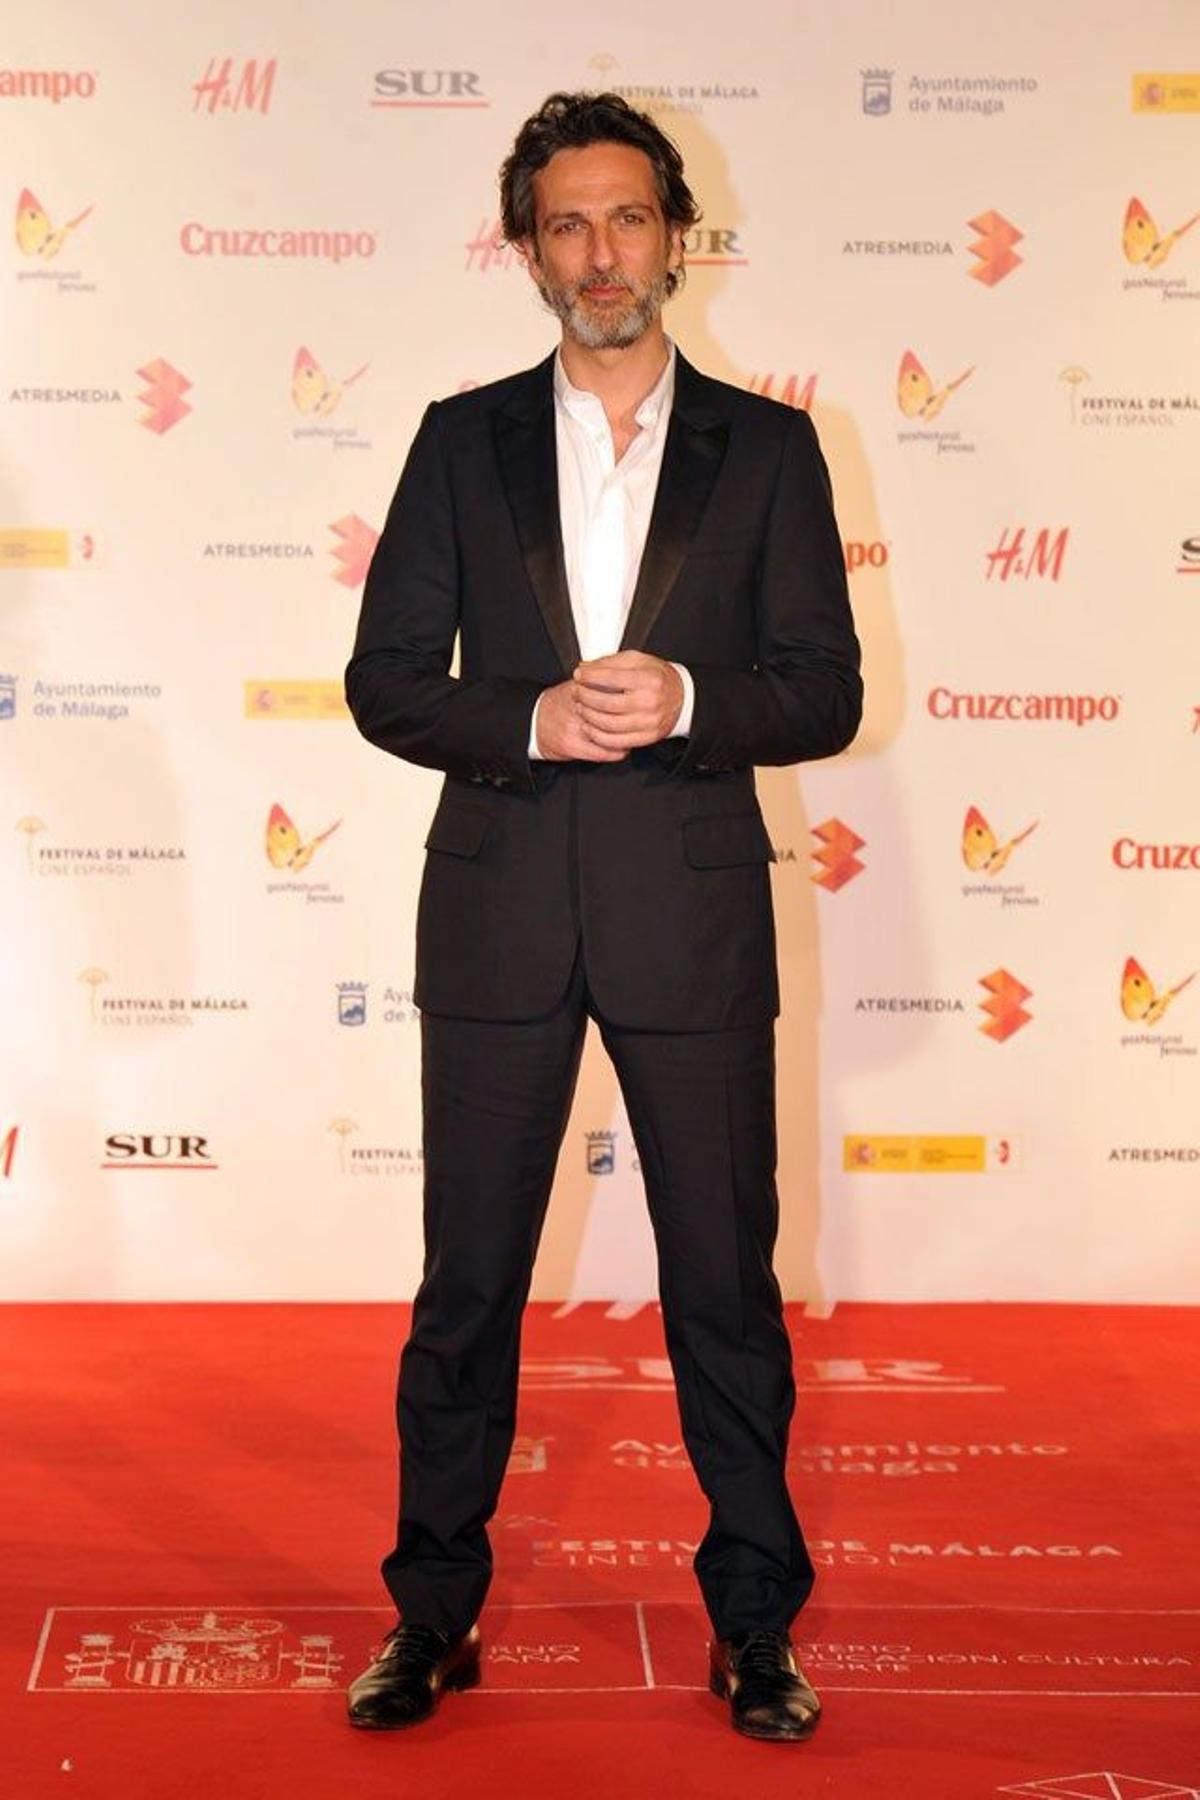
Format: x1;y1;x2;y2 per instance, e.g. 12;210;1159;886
344;92;861;1741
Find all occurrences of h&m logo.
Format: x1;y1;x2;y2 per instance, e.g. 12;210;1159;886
102;1133;217;1170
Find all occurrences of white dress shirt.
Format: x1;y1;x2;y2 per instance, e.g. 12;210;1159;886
528;341;694;757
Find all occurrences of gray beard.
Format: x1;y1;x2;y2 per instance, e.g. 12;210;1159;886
535;268;671;349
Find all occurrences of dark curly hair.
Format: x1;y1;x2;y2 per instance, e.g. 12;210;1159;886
499;91;701;296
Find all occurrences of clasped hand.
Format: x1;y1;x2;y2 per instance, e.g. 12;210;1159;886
535;651;683;762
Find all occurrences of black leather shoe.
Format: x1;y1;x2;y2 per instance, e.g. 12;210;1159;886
347;1621;481;1730
709;1628;821;1741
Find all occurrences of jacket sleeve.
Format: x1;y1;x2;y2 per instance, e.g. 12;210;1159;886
344;401;542;793
674;407;863;774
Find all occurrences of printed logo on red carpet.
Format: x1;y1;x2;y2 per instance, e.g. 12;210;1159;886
999;1777;1200;1799
520;1355;1005;1393
29;1611;348;1691
30;1604;655;1695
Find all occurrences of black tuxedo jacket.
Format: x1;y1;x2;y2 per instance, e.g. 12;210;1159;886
345;350;861;1030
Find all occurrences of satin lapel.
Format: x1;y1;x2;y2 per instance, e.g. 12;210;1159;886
620;408;729;653
493;395;580;678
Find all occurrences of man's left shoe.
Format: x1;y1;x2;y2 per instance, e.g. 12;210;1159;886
709;1628;822;1741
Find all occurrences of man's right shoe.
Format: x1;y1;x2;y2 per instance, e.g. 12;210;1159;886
709;1627;822;1741
346;1621;482;1730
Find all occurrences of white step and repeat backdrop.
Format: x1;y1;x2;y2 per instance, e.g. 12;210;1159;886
2;1;1197;1301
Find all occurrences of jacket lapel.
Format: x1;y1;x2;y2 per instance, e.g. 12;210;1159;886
620;352;730;653
493;357;581;677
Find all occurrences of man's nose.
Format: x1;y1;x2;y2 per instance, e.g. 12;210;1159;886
589;223;616;267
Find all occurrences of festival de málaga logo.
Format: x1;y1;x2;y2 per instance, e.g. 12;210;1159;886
1122;194;1199;299
896;348;975;452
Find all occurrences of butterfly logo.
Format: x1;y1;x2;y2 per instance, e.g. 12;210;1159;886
265;803;341;871
897;349;974;421
290;346;369;418
961;807;1038;875
1120;956;1195;1025
15;188;93;260
1122;197;1200;268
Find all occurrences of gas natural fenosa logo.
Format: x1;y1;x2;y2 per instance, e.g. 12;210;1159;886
265;803;340;872
1123;196;1198;268
291;347;369;419
962;807;1037;875
897;349;974;420
1120;957;1194;1026
15;188;92;260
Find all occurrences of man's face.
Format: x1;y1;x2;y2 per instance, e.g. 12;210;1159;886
522;141;684;350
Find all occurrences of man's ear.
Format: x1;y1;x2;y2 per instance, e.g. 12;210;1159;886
667;222;685;277
516;235;540;283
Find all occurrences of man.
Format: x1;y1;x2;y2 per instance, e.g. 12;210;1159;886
344;92;861;1742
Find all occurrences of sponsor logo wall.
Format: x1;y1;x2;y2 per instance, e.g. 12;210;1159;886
1;3;1196;1302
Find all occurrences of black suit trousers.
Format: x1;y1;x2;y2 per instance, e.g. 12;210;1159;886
383;955;815;1640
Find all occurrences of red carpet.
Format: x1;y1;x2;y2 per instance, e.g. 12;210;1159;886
5;1302;1199;1796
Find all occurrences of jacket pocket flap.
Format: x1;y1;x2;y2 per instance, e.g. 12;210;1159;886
683;812;775;869
425;805;489;858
